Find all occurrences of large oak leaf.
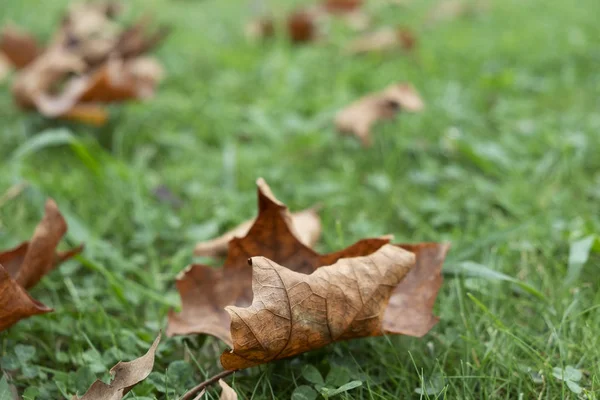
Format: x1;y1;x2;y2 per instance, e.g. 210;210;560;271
220;245;415;370
0;199;82;331
167;179;390;345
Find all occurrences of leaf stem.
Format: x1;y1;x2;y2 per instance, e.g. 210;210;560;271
181;369;237;400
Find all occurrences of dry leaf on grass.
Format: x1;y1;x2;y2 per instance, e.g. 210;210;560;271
335;83;424;146
426;0;490;24
323;0;363;13
169;179;449;370
221;245;415;369
287;10;320;43
347;27;416;54
0;25;41;69
0;53;11;83
4;1;168;125
218;380;238;400
0;199;83;331
73;334;161;400
168;178;391;345
385;243;450;336
194;206;321;258
244;18;275;41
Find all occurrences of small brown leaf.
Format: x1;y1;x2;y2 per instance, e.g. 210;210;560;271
73;334;161;400
194;206;321;258
244;17;275;41
220;245;415;370
335;83;424;146
168;179;389;345
0;199;82;331
0;53;11;83
347;27;416;54
0;24;41;69
426;0;490;24
218;380;238;400
323;0;363;14
0;264;51;332
287;10;319;43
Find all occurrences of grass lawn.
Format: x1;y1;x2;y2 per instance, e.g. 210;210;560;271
2;0;600;398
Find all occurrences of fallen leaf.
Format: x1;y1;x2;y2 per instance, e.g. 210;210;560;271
0;199;82;331
6;2;167;125
220;245;415;370
0;53;11;83
426;0;490;24
323;0;363;13
384;243;450;336
347;27;416;54
0;264;52;332
335;83;424;146
0;24;41;68
194;206;321;258
169;179;448;361
168;179;391;345
287;10;320;43
218;380;238;400
244;17;275;41
73;334;161;400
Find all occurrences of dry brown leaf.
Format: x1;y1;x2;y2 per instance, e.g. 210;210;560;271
323;0;363;13
0;24;41;69
73;334;161;400
194;206;321;258
0;53;11;83
169;179;449;365
218;380;238;400
168;178;391;345
335;83;424;146
244;18;275;41
6;1;167;125
287;10;320;43
0;199;82;331
0;264;52;332
347;27;416;54
426;0;490;24
385;242;450;336
220;245;415;370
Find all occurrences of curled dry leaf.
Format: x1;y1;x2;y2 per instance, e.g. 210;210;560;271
426;0;490;24
287;10;320;43
73;334;161;400
0;199;83;331
221;245;415;370
323;0;363;13
335;83;424;146
194;206;321;258
244;17;275;41
6;1;168;125
218;380;238;400
169;179;449;370
168;178;391;345
347;27;416;54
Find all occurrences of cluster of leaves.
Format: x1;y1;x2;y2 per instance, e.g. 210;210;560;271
0;1;168;125
1;178;449;398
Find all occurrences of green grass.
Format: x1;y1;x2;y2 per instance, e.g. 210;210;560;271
2;0;600;398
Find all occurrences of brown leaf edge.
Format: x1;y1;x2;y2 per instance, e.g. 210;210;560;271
72;334;161;400
0;264;52;332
